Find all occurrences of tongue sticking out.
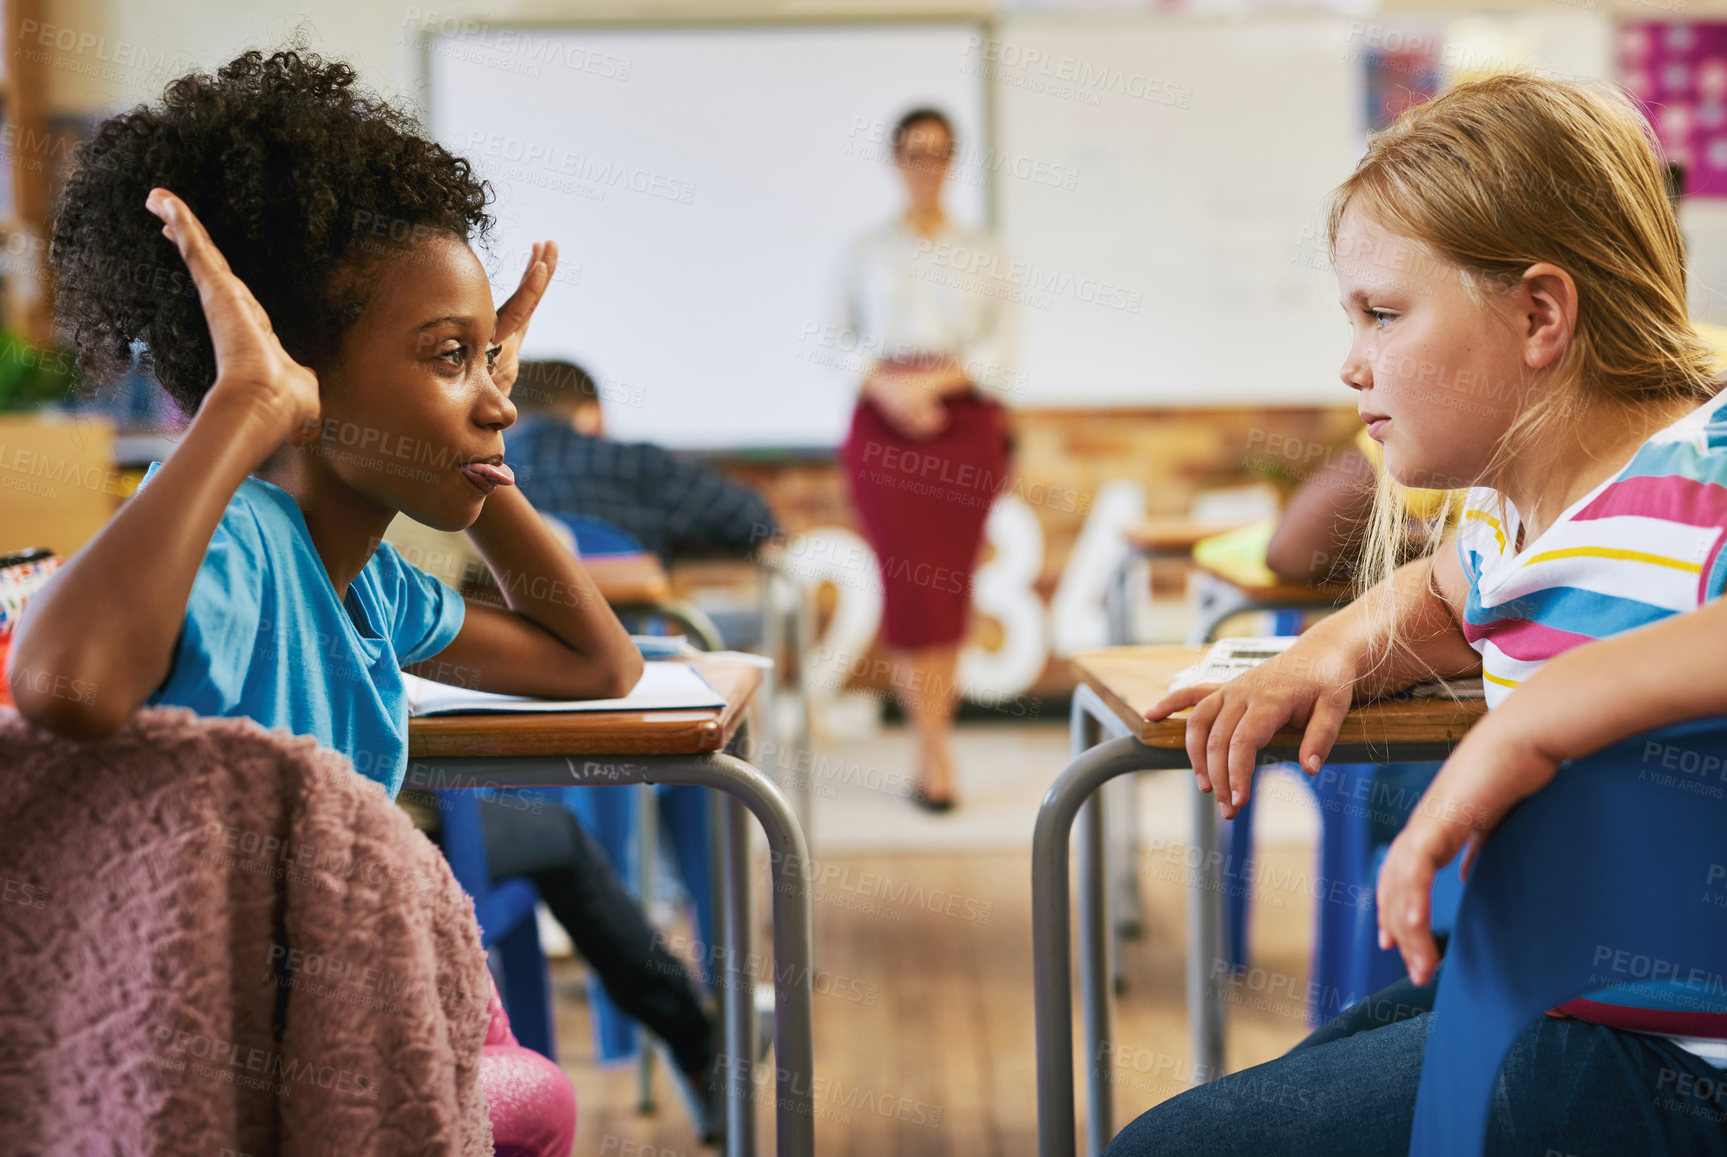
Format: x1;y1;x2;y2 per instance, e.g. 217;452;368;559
461;461;516;491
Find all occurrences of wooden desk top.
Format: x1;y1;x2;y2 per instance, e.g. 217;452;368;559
1122;515;1257;554
584;553;673;606
1191;563;1352;606
1074;646;1486;750
407;656;762;759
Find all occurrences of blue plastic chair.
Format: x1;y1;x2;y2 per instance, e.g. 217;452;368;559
548;511;647;558
437;789;556;1059
1410;717;1727;1156
1223;762;1463;1020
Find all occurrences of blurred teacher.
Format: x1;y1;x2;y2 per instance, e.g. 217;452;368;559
838;107;1017;813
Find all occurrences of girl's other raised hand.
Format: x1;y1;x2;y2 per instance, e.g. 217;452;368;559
488;240;557;394
1144;642;1357;820
145;188;320;443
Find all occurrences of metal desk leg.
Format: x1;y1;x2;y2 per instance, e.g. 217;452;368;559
1106;776;1143;949
658;752;813;1157
1186;774;1226;1086
721;790;757;1157
643;599;730;653
1030;735;1462;1157
1078;791;1112;1155
638;782;659;1113
415;753;815;1157
1033;733;1166;1157
1104;552;1136;648
1102;550;1151;987
1070;696;1113;1152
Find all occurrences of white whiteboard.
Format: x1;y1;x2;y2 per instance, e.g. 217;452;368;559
428;24;986;448
992;16;1365;406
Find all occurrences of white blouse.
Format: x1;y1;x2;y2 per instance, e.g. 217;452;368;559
838;218;1019;401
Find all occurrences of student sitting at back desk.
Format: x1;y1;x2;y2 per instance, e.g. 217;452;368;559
1265;427;1464;586
505;359;780;564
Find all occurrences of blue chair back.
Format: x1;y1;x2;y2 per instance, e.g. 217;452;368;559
1410;717;1727;1156
546;512;647;558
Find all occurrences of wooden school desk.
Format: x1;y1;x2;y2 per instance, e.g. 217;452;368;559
1184;521;1350;647
1104;516;1257;647
407;655;813;1157
1032;646;1485;1157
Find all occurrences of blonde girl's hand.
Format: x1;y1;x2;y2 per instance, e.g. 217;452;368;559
488;241;557;394
1144;641;1356;820
1376;712;1562;986
145;188;320;442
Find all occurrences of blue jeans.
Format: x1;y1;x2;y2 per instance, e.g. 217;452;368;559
1103;975;1727;1156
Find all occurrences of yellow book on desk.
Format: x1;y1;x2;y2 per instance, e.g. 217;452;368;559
1190;518;1280;588
402;662;726;716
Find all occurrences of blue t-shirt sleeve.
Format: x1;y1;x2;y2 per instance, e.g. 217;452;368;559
148;513;266;715
370;540;466;665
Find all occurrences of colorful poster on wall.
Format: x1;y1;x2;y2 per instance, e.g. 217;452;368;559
1364;42;1441;133
1622;22;1727;197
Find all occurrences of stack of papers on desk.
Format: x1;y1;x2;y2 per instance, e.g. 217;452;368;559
1169;637;1485;699
404;662;727;717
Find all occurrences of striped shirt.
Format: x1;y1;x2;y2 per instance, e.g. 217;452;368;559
1455;387;1727;1049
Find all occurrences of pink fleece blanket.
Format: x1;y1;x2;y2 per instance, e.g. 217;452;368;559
0;706;495;1155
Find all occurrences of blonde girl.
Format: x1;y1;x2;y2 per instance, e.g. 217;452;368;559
1109;73;1727;1156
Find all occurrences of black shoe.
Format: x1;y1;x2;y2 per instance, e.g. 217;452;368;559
672;1052;725;1148
909;782;956;813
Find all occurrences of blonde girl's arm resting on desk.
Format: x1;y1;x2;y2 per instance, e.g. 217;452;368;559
1145;542;1481;820
7;190;319;739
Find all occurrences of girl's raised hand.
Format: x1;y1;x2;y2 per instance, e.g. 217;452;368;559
145;189;319;441
1145;642;1356;820
489;241;557;393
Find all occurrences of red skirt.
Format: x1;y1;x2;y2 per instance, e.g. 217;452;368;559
840;392;1012;650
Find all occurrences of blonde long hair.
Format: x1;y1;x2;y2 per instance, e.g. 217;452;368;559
1326;72;1719;673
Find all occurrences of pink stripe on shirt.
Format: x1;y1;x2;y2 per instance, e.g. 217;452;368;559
1558;998;1727;1038
1573;473;1727;527
1460;616;1595;662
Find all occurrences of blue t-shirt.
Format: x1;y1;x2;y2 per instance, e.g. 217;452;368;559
141;463;466;798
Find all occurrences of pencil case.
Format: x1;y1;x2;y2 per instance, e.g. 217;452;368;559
0;548;61;638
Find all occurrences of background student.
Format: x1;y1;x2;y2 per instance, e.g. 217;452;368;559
1264;426;1463;585
506;358;779;563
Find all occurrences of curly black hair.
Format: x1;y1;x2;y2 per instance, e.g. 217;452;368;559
51;48;492;415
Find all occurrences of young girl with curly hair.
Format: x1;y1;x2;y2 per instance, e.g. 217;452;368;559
1112;73;1727;1155
9;49;641;786
6;47;653;1153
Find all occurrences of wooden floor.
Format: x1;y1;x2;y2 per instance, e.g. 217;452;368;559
554;839;1317;1155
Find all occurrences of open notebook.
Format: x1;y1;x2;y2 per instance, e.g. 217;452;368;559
403;661;727;717
1170;637;1486;699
